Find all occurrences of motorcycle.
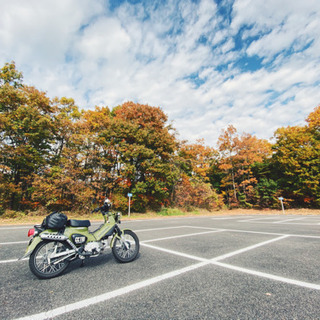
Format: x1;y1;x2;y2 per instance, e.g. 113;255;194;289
21;198;139;279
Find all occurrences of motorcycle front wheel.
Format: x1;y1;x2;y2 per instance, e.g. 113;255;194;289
29;241;72;279
112;230;139;263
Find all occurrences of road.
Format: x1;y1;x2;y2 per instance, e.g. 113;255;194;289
1;214;320;320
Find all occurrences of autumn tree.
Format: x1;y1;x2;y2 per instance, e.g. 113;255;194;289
174;173;223;211
272;106;320;207
178;139;217;181
217;125;239;205
174;139;223;210
306;105;320;132
31;98;94;212
82;102;180;212
0;62;57;210
217;125;272;207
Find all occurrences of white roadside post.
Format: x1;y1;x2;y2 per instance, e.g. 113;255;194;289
278;197;285;214
127;193;132;217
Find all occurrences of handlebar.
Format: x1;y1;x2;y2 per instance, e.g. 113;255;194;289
92;204;110;214
92;206;121;223
92;198;112;214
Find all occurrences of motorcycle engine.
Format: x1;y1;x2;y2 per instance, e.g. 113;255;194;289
84;242;102;255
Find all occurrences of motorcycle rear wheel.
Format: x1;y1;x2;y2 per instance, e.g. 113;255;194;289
29;241;71;279
112;230;139;263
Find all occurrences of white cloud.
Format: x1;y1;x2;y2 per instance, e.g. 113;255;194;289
0;0;103;66
232;0;320;60
77;18;131;59
0;0;319;147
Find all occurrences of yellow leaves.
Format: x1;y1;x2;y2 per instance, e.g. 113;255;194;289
219;163;232;171
179;139;217;181
217;125;273;204
306;105;320;130
0;61;23;88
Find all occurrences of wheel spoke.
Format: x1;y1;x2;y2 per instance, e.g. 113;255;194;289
31;241;70;278
112;231;139;262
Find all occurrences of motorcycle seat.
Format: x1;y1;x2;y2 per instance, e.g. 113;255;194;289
67;219;91;227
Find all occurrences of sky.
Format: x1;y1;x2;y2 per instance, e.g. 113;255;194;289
1;0;320;146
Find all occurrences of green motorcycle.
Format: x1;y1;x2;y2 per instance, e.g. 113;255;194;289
21;198;139;279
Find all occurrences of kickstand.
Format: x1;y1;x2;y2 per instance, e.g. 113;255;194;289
80;259;85;268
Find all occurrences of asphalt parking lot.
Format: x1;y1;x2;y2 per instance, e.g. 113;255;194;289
1;214;320;320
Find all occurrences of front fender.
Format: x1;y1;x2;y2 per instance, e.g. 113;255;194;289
110;228;133;248
20;236;42;259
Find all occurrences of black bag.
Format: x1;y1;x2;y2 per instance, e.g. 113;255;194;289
42;212;68;230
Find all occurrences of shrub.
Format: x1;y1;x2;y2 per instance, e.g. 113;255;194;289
174;175;224;211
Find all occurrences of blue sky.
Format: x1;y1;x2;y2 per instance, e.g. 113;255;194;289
1;0;319;145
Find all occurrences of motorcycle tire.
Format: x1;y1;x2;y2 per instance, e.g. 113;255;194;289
29;241;72;279
112;230;139;263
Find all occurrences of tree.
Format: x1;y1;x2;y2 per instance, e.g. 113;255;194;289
235;133;272;206
217;125;238;204
272;108;320;207
174;139;222;210
31;99;93;212
217;125;272;207
0;61;23;88
82;102;179;212
178;139;217;182
0;64;57;210
306;105;320;132
174;173;223;211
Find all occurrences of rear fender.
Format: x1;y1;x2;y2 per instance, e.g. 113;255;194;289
21;230;68;259
20;236;42;259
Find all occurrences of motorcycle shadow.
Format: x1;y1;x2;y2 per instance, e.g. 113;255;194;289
68;252;114;270
66;251;140;274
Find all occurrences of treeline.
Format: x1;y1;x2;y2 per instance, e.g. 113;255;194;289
1;62;319;214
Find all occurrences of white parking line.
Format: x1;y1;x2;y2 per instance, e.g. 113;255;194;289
211;235;289;262
0;258;27;264
273;217;306;224
186;226;320;239
141;235;288;264
136;226;194;232
0;226;31;230
211;216;254;220
141;236;320;291
13;232;320;320
0;240;28;245
278;223;317;226
238;217;279;222
13;261;209;320
186;226;220;231
188;226;320;239
238;217;320;225
141;242;207;262
212;261;320;291
142;229;225;243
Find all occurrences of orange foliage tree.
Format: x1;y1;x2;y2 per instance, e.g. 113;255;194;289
174;139;223;210
218;125;272;207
